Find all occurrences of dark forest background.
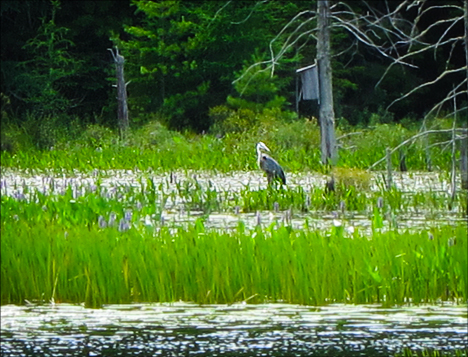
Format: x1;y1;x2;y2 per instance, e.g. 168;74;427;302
1;0;466;141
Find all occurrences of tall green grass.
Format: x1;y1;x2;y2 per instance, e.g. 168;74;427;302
396;348;467;357
2;213;466;307
0;120;456;172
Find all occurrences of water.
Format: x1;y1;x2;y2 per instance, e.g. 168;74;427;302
1;169;465;234
0;168;459;195
1;303;466;356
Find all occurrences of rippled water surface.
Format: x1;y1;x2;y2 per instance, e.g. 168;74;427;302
1;303;467;357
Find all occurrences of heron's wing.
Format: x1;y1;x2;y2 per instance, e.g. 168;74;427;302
276;165;286;185
260;154;286;184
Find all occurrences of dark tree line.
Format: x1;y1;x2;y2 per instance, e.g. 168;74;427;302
1;0;466;133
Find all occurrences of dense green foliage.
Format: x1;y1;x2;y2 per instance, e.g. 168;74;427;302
115;1;302;130
0;117;458;172
2;192;466;307
1;0;466;139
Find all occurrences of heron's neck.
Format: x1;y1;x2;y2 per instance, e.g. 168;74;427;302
257;147;263;157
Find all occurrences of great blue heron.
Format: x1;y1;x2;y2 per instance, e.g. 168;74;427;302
256;142;286;185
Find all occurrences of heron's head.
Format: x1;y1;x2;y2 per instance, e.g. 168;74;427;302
257;142;270;152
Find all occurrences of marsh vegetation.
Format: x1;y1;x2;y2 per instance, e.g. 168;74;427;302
1;2;467;355
1;119;467;309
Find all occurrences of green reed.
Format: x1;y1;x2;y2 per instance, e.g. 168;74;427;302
2;211;466;307
396;347;467;357
0;137;251;172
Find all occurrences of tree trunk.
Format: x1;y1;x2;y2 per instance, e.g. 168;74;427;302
111;48;129;137
461;127;468;190
465;0;468;90
461;1;468;190
317;0;337;165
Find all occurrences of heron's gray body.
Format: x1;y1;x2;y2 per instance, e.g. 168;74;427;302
256;142;286;185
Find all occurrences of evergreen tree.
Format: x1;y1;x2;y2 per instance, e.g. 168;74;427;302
117;0;302;130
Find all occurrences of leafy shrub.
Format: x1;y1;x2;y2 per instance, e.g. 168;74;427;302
256;110;317;150
209;106;258;136
338;123;411;168
17;113;73;150
131;120;185;149
208;105;233;127
78;124;116;148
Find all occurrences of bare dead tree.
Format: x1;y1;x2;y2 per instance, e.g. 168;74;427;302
317;0;337;165
461;125;468;189
363;1;467;191
236;1;467;110
465;0;468;88
334;0;467;188
233;1;422;165
233;1;466;177
109;47;130;138
380;1;467;117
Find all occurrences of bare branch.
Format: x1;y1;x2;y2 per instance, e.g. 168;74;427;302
268;10;316;76
433;16;464;58
231;59;273;85
368;128;468;171
336;131;364;141
375;36;464;88
233;10;317;93
231;0;268;25
386;67;467;110
423;80;468;119
233;0;466;136
210;0;231;23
